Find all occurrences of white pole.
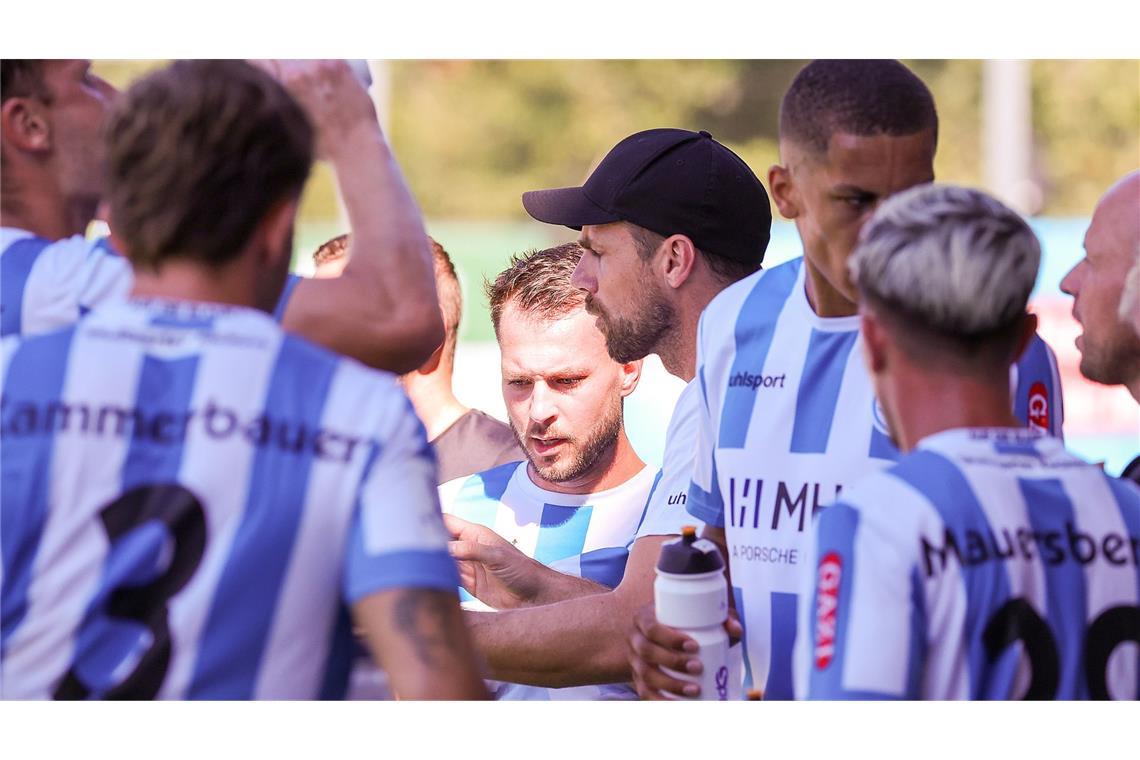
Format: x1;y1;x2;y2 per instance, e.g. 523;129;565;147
982;59;1040;215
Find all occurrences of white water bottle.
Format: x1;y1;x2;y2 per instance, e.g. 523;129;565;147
654;526;734;700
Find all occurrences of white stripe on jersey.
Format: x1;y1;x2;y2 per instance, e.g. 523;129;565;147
634;379;702;539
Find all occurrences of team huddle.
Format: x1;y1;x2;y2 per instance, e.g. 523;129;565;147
1;58;1137;701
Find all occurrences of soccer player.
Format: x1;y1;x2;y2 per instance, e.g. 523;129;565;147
628;59;1064;700
1059;171;1140;483
441;128;770;690
442;243;657;699
0;60;486;700
0;59;443;373
312;233;522;483
798;184;1140;700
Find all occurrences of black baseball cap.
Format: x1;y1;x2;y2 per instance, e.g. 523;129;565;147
522;128;771;267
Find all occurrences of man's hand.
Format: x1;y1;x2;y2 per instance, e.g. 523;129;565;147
628;603;743;700
248;59;378;159
445;514;566;610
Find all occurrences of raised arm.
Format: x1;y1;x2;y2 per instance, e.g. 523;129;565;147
257;59;443;372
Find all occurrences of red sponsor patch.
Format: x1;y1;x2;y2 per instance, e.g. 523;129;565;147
1028;382;1049;432
814;552;842;670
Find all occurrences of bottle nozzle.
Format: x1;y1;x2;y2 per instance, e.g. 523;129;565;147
746;689;763;701
681;525;698;542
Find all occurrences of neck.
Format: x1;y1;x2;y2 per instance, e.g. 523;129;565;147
528;429;644;495
130;258;259;310
657;271;732;382
803;256;858;318
2;181;97;240
402;370;469;441
890;370;1021;453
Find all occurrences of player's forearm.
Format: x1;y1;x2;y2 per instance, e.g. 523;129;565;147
290;125;443;372
527;569;608;607
466;589;637;688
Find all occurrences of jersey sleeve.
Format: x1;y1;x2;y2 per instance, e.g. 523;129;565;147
5;235;130;337
1012;332;1064;439
635;383;704;539
686;311;725;527
800;494;924;700
342;398;460;603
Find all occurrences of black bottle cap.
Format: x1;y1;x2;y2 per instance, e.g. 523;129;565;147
656;525;725;574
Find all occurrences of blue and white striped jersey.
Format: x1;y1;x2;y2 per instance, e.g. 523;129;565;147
0;298;456;700
633;379;703;540
686;257;1065;700
0;228;131;338
796;427;1140;700
0;228;300;339
440;460;657;700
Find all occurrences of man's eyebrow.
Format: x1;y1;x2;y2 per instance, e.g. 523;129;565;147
577;233;595;250
831;184;877;197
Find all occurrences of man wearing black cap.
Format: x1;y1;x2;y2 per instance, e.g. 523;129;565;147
443;127;772;691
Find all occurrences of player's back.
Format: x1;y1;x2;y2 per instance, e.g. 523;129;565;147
1;297;444;699
802;427;1140;700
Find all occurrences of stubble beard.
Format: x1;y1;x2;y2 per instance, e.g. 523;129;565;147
586;285;676;365
511;395;623;484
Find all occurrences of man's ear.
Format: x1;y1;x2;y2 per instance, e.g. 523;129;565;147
768;162;801;221
618;359;643;398
860;309;889;375
661;234;698;290
1;97;52;154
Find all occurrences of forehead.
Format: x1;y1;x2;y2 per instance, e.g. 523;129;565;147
579;222;638;251
497;302;612;372
1084;188;1140;265
804;130;936;194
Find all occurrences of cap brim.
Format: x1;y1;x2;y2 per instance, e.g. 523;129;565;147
521;186;622;231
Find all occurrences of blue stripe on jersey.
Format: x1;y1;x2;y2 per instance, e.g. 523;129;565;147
1019;477;1089;699
534;504;593;565
272;274;301;323
630;470;663;541
187;335;336;699
1;237;51;337
731;585;755;692
1013;334;1062;438
808;502;858;697
687;452;724;528
718;260;801;449
891;452;1016;699
905;568;928;698
450;462;515;528
344;549;460;602
66;354;201;696
790;330;859;454
579;546;629;588
0;326;77;655
317;605;355;700
122;356;199;488
869;425;899;461
765;591;797;700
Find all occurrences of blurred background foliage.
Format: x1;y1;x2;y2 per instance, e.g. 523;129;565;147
95;59;1139;225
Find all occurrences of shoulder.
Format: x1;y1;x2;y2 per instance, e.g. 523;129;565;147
439;460;523;509
700;258;804;342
